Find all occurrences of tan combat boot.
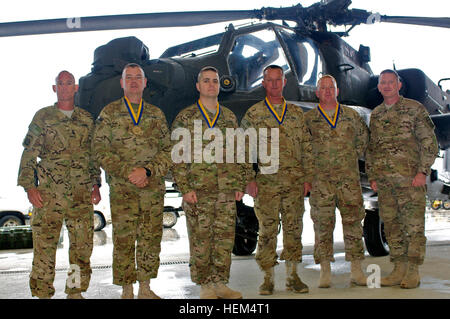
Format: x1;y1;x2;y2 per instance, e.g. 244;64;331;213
350;260;367;286
285;261;309;293
381;262;407;286
214;282;242;299
400;263;420;289
121;284;134;299
138;280;161;299
66;292;84;299
200;283;218;299
258;267;275;295
319;261;331;288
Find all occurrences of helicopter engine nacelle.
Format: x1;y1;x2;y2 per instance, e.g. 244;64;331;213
76;36;152;119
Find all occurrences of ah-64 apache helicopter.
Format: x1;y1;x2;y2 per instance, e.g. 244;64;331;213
2;0;449;256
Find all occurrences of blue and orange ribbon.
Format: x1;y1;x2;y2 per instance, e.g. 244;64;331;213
265;97;287;124
317;103;340;128
123;96;144;126
197;99;220;128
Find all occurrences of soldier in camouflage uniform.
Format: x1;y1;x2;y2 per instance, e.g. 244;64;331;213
305;75;369;288
18;71;101;299
93;63;172;299
366;69;438;289
241;65;313;295
171;66;245;299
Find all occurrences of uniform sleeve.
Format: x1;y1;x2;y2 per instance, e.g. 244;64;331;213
300;113;314;184
415;106;439;175
355;112;369;159
365;115;379;182
17;114;44;190
145;111;173;178
92;110;133;180
87;120;102;187
230;112;248;192
170;112;193;195
240;110;258;185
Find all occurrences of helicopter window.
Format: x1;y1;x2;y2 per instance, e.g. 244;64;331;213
227;29;290;91
278;29;322;86
160;33;222;58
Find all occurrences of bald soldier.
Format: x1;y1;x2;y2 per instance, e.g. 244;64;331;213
171;66;245;299
93;63;172;299
241;65;313;295
366;69;438;289
305;75;369;288
18;71;101;299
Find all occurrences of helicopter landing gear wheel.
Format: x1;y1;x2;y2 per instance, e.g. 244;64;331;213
163;210;178;228
233;200;258;256
93;211;106;231
443;200;450;210
431;200;442;210
363;209;389;257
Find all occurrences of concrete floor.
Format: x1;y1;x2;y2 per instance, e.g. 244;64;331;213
0;205;449;304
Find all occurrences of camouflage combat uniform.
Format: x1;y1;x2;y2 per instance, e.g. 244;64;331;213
171;103;246;285
305;104;368;264
17;104;100;298
240;100;313;271
366;96;438;265
93;98;172;286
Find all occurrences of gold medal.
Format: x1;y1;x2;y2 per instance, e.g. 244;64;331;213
132;126;143;136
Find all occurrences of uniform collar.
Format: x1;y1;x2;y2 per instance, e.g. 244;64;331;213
53;103;78;120
382;95;404;111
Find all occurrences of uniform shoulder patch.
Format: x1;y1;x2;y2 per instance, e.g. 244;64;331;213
28;122;42;136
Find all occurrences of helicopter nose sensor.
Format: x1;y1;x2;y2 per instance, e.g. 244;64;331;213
220;75;236;93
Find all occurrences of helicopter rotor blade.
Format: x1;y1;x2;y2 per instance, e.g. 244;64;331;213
0;2;448;38
379;16;450;28
0;10;258;37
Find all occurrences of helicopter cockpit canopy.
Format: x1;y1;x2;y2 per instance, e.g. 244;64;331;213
160;33;223;58
226;25;323;92
277;28;323;87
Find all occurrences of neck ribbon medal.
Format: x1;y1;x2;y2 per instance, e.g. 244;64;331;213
318;103;340;128
265;97;287;124
197;99;220;128
124;96;144;126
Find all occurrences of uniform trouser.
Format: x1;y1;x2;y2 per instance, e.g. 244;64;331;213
254;184;304;270
29;189;93;298
309;178;365;264
110;184;164;286
182;191;236;285
377;182;427;265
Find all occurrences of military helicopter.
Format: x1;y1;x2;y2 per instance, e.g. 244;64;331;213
2;0;449;256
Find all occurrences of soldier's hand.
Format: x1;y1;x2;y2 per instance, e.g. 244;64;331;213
245;181;258;198
135;179;149;188
27;188;43;208
128;167;148;186
304;182;312;196
412;172;426;187
91;185;101;205
183;191;198;204
235;191;244;201
370;180;378;192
